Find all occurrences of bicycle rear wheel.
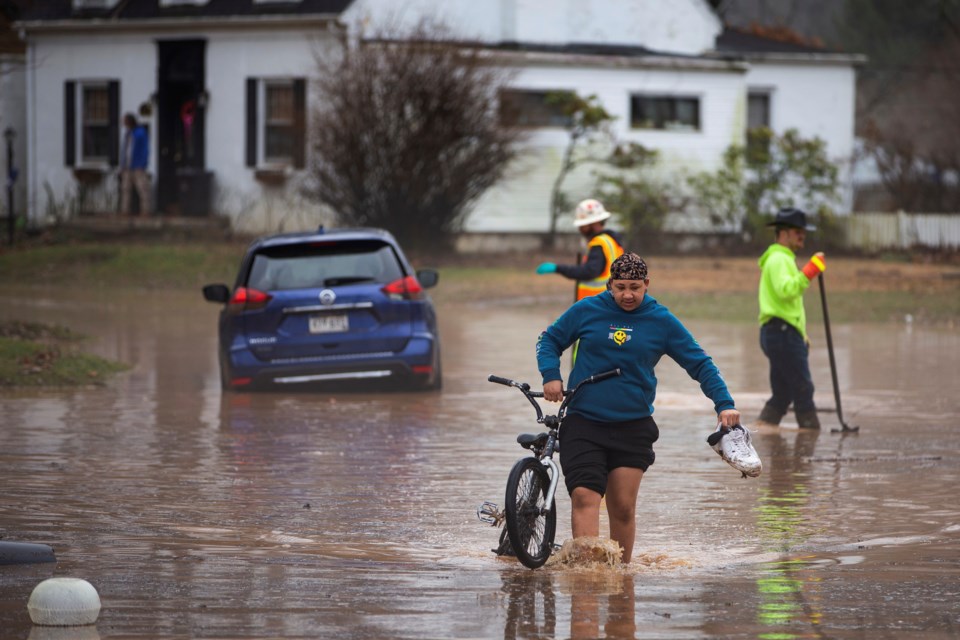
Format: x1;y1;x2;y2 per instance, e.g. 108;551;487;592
505;457;556;569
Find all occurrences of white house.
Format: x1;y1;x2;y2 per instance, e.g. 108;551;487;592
9;0;862;247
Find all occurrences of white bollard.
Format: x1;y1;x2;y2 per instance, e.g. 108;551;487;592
27;578;101;627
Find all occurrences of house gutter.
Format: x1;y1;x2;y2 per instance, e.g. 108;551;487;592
475;48;750;73
16;14;345;36
707;51;868;67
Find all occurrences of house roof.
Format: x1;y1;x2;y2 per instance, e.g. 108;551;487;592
715;26;828;55
490;41;660;58
713;26;865;65
18;0;355;21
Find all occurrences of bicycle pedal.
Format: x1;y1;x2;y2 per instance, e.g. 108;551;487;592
477;501;504;525
477;501;504;526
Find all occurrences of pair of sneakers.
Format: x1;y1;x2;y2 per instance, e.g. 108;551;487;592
707;424;762;478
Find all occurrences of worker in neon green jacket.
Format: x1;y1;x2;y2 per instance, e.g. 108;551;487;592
756;208;826;429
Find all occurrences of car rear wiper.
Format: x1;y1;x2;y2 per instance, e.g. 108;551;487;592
323;276;375;286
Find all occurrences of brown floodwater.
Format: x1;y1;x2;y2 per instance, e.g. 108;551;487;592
1;285;959;639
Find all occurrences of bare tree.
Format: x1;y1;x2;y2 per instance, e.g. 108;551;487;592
307;21;521;254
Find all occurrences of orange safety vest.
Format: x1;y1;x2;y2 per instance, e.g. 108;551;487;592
575;232;624;300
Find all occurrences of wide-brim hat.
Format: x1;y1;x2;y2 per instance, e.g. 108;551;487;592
574;198;613;227
766;207;816;231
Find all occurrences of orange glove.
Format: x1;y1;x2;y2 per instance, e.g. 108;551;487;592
801;252;826;280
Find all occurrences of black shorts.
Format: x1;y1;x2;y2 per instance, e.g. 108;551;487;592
559;412;658;497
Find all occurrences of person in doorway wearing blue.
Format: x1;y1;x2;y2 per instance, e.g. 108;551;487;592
120;113;151;217
756;207;827;429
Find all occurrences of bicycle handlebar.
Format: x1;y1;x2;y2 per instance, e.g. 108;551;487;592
487;374;544;397
487;369;621;422
579;368;621;386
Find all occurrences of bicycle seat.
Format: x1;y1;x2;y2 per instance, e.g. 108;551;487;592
517;432;549;450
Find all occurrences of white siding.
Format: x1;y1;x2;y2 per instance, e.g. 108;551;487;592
204;30;340;234
745;62;858;211
465;62;746;233
344;0;721;55
24;28;341;231
26;34;156;222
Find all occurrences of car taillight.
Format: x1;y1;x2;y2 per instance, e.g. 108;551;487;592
381;276;424;301
228;287;272;312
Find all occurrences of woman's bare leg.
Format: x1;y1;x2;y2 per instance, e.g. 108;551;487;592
570;487;602;538
605;467;644;563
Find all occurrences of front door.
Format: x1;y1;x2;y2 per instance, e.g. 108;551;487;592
156;39;207;216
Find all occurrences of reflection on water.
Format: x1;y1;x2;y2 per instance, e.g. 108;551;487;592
1;287;959;638
501;570;556;639
752;429;823;639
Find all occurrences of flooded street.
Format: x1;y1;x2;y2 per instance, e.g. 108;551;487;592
1;285;959;639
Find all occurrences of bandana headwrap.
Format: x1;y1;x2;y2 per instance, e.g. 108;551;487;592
609;253;648;281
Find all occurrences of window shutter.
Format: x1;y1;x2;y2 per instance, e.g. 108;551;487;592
246;77;257;167
107;80;120;167
64;81;76;167
293;78;306;169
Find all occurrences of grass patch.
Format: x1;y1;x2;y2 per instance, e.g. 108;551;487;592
2;233;957;326
0;241;244;289
0;321;129;387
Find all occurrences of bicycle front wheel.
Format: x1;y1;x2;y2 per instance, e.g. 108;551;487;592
505;457;557;569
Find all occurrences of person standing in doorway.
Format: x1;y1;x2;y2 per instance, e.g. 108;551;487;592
756;207;826;429
535;198;625;300
120;113;151;217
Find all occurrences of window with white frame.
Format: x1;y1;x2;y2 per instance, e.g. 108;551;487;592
629;95;700;131
265;81;297;162
748;91;771;131
64;79;119;167
81;84;111;162
246;77;306;169
499;89;573;128
747;90;773;156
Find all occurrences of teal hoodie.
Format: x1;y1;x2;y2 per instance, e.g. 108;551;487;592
536;291;735;423
758;243;811;339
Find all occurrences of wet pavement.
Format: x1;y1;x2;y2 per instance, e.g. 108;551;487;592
1;285;959;639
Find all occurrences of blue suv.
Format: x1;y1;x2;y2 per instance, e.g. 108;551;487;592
202;227;441;391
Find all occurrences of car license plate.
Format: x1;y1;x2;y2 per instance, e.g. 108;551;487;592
309;313;349;334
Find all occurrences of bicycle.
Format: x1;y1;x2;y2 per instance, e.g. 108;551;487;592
477;368;622;569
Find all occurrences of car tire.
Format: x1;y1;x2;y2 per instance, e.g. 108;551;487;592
218;357;231;392
428;347;443;390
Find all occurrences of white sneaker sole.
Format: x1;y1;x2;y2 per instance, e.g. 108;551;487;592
709;425;762;478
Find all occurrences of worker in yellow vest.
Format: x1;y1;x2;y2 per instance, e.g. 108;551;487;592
536;198;625;300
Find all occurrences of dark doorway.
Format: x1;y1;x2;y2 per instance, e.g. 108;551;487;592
156;39;211;216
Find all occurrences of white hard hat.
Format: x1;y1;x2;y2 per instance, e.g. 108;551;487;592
574;199;612;227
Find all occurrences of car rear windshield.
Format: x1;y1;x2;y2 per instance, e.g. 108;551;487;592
246;240;405;291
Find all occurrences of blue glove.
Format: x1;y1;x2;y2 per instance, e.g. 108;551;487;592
536;262;557;275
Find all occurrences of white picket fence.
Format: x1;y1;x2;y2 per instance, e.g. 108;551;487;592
845;212;960;250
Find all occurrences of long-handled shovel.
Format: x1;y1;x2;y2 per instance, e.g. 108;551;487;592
570;251;581;369
818;273;859;433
